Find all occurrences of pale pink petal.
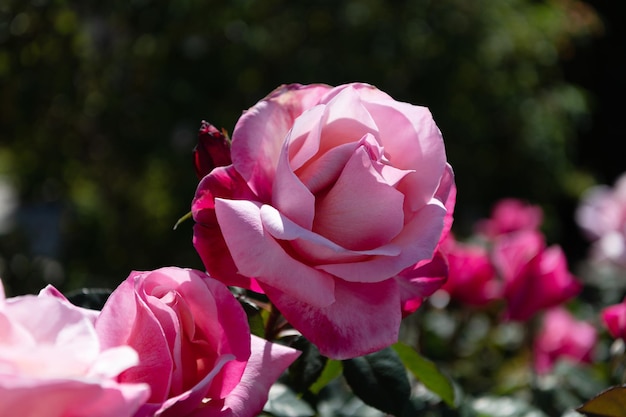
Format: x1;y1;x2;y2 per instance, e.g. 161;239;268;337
0;377;150;417
215;198;335;308
316;86;379;154
313;147;405;251
363;100;446;210
88;346;140;380
262;279;401;360
272;133;316;229
231;85;331;200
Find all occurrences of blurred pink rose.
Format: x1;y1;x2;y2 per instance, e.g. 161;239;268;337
601;298;626;340
576;173;626;267
96;267;300;417
192;83;455;359
475;198;543;238
0;282;149;417
533;307;597;375
491;230;581;321
440;236;500;306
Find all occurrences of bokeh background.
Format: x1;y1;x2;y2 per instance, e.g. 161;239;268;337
0;0;623;296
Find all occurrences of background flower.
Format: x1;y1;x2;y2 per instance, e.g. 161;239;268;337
533;307;597;375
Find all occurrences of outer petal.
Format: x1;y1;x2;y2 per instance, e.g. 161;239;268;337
215;198;335;308
96;279;174;403
192;167;262;291
197;336;301;417
231;84;331;200
396;250;449;316
263;279;401;360
0;376;149;417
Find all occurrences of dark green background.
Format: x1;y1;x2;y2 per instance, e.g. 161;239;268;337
0;0;623;296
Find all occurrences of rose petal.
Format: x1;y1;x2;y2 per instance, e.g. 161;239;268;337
318;200;446;282
396;251;449;316
262;279;401;360
260;204;401;265
363;100;446;210
199;336;300;417
96;279;174;402
215;198;335;307
0;377;149;417
313;146;405;251
231;84;331;200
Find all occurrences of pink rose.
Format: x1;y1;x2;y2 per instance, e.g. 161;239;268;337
440;236;500;306
491;230;581;321
601;298;626;340
0;282;149;417
95;267;300;417
533;307;597;375
475;198;543;238
576;173;626;267
192;83;455;359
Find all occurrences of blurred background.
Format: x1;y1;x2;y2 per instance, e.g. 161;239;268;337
0;0;623;296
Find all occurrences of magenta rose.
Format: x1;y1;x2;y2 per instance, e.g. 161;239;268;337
95;267;300;417
440;235;500;307
601;298;626;340
491;230;581;321
0;282;149;417
533;307;597;375
192;83;455;359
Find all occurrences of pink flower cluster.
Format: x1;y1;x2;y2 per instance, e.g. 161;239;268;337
576;172;626;267
441;198;581;321
0;268;299;417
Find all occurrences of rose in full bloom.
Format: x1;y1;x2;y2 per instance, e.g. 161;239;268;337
576;172;626;267
192;83;455;359
533;307;597;375
95;267;300;417
601;298;626;340
491;230;581;321
475;198;543;238
0;281;150;417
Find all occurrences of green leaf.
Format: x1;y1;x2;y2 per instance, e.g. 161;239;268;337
471;396;548;417
309;359;342;395
392;342;456;408
263;383;315;417
287;337;328;393
65;288;112;310
577;385;626;417
342;347;411;416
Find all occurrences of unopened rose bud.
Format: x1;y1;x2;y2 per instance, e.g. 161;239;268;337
193;120;232;179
